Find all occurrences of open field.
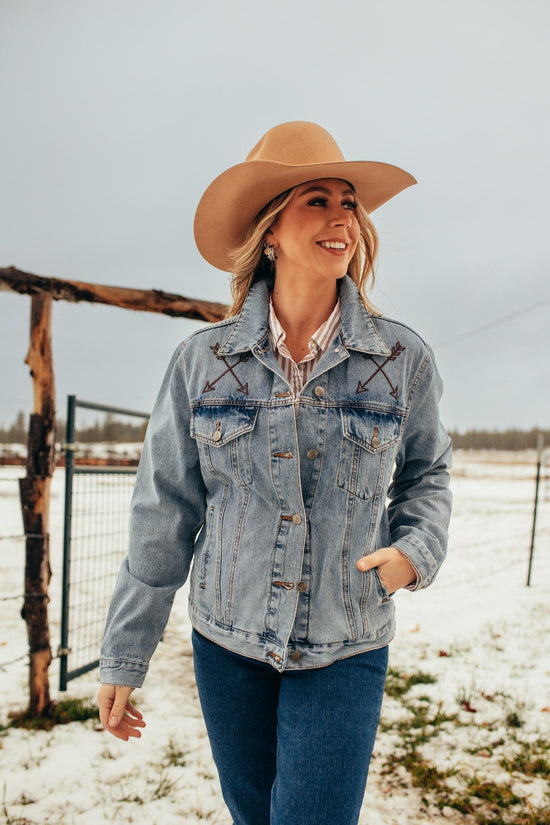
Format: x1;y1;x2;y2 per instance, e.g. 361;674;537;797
1;450;549;824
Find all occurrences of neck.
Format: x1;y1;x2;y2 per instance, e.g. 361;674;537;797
271;271;339;362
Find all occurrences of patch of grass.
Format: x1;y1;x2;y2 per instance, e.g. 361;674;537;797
4;698;98;731
505;710;524;729
382;695;457;744
163;738;188;768
439;776;526;821
380;660;550;824
383;747;452;792
500;738;550;778
150;771;179;801
475;805;550;825
384;666;437;699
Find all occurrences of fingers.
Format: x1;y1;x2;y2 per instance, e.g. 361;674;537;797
356;546;417;593
97;684;146;742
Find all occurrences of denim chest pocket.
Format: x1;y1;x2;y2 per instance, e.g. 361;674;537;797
337;408;402;500
191;404;258;486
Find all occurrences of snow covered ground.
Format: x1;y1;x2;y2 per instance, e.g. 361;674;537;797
1;450;549;824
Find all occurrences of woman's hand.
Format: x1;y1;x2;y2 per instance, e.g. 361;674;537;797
356;546;417;595
97;684;146;741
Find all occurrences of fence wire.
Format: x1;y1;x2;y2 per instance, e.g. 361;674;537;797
61;468;137;682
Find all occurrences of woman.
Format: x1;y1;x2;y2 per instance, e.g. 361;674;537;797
98;121;452;825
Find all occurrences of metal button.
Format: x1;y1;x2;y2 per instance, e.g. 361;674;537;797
297;581;307;592
306;449;318;460
292;514;302;525
371;436;380;448
212;430;222;442
290;651;302;662
314;386;325;398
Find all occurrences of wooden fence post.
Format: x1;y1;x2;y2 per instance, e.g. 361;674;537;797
19;293;56;716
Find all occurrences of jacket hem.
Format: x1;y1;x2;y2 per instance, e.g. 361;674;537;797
189;603;395;673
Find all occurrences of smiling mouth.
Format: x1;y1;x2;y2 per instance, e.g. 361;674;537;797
317;241;348;250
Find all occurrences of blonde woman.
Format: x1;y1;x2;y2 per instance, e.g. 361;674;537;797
98;122;452;825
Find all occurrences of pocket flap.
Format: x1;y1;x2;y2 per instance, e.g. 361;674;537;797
191;405;258;446
341;408;401;453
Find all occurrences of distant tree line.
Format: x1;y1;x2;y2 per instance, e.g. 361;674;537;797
0;411;148;444
448;428;548;450
0;411;547;450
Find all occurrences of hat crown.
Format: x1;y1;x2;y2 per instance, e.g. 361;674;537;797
245;121;346;166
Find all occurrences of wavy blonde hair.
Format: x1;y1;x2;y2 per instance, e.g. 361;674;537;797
226;184;380;317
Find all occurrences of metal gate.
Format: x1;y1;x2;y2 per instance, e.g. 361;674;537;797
59;396;149;690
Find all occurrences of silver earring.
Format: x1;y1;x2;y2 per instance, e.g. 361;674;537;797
263;243;277;263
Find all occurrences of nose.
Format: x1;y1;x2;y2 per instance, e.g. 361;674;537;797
329;206;353;228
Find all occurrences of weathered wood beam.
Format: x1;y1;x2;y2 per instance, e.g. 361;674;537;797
19;293;56;717
0;266;228;322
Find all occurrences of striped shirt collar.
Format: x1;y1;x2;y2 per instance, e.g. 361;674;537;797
268;298;341;360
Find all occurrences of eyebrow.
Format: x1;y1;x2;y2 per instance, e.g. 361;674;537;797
298;184;356;198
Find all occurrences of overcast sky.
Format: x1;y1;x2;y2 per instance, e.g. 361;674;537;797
1;0;549;432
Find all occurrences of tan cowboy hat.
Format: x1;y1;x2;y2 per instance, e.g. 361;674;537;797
193;121;416;272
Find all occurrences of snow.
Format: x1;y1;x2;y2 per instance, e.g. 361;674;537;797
1;450;549;824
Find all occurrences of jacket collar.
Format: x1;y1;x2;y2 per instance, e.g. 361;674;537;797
218;275;390;357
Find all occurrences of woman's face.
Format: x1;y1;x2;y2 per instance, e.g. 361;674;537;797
268;178;360;283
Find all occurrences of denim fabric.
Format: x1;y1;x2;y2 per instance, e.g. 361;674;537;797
191;629;389;825
100;275;452;686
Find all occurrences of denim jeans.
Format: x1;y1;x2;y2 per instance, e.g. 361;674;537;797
192;629;388;825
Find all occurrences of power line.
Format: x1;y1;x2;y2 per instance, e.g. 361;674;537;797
436;296;550;348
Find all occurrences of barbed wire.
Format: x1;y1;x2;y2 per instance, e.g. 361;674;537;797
0;650;63;672
0;592;50;603
0;652;30;670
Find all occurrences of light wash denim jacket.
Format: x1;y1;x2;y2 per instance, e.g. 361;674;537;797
100;275;452;686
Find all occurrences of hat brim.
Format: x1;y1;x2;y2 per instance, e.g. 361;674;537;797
194;159;416;272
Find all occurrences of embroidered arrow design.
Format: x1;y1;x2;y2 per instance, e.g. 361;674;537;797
202;343;251;395
356;342;405;399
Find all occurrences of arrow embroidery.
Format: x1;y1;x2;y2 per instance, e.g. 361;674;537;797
356;342;405;400
202;343;251;395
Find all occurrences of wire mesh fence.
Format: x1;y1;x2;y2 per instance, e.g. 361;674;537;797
59;467;138;687
59;396;149;690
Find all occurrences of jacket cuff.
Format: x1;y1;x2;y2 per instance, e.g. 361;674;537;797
391;535;439;590
99;658;148;688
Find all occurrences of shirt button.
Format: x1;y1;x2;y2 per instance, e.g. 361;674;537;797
306;448;318;460
290;651;302;662
297;581;307;592
292;514;302;525
314;386;325;398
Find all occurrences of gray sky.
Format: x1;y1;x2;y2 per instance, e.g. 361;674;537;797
1;0;549;432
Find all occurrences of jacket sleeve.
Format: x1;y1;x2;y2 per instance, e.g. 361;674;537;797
387;347;452;590
100;343;207;687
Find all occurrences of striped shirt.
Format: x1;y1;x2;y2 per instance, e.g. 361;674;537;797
268;298;341;396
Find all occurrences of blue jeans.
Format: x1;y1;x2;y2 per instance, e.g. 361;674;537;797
192;630;388;825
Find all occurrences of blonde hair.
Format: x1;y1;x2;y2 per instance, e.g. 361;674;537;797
226;185;380;317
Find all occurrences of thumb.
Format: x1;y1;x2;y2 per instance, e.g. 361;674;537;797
357;548;388;572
